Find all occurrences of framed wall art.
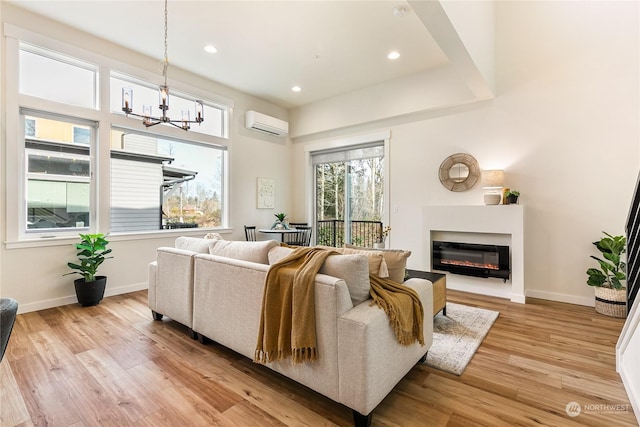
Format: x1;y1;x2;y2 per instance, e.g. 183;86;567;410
256;177;275;209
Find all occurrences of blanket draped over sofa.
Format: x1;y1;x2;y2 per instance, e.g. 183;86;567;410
369;274;425;346
255;246;425;365
255;247;337;364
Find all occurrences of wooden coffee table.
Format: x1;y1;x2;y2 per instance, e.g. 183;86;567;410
405;269;447;316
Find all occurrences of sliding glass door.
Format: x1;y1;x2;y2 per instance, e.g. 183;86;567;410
312;142;384;247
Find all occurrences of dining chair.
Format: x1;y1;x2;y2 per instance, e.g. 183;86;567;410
244;225;256;241
288;222;308;228
284;225;312;246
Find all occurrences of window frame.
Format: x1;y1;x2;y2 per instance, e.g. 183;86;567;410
4;24;233;247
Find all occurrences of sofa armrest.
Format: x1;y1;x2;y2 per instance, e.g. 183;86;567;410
337;278;433;415
150;247;199;328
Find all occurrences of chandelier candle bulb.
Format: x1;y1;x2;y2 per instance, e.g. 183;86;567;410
159;86;169;110
122;88;132;112
196;101;203;122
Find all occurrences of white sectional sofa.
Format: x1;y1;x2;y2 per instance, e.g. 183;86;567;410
148;237;433;427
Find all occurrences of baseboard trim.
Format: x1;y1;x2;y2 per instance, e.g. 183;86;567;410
525;289;594;307
17;282;148;314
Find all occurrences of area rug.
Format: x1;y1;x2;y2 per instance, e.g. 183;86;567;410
423;302;499;375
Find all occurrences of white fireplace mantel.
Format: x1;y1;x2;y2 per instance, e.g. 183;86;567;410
423;205;525;303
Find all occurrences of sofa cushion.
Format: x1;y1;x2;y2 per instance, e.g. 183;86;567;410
344;244;411;283
268;246;372;306
209;239;279;264
175;236;212;253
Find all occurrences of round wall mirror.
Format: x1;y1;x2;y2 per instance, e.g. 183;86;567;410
438;153;480;191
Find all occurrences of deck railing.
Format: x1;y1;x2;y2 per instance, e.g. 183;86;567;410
316;220;383;248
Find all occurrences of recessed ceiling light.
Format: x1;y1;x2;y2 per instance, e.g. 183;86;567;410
388;51;400;60
392;6;408;17
204;45;217;54
292;86;302;92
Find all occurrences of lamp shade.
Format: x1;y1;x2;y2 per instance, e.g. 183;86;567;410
481;170;505;188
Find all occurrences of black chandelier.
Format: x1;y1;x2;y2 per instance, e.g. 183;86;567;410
122;0;204;131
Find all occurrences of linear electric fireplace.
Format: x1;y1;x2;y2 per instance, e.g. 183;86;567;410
432;241;511;281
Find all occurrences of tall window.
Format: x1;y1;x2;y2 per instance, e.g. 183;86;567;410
11;36;230;241
312;142;385;247
110;129;225;233
23;113;94;232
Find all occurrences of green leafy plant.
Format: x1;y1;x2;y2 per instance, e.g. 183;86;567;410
586;232;626;290
505;189;520;197
274;213;287;222
65;233;113;282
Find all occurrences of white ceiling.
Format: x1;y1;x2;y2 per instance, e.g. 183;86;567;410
7;0;450;109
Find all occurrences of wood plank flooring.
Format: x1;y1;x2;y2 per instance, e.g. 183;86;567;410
0;289;637;426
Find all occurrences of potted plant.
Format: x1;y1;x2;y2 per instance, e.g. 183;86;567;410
505;189;520;205
586;232;627;318
65;233;113;306
271;212;289;230
374;226;391;249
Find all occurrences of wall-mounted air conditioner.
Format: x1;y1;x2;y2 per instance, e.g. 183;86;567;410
245;110;289;136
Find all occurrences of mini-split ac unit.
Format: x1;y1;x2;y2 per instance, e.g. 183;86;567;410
245;110;289;136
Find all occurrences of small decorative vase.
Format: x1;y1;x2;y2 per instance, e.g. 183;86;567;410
274;223;285;230
373;242;385;249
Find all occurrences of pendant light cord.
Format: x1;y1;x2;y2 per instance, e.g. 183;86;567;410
162;0;169;88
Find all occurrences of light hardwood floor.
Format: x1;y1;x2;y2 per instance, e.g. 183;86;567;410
0;289;637;427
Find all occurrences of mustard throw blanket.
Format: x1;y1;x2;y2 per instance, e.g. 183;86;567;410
369;274;425;346
255;247;425;365
255;247;336;364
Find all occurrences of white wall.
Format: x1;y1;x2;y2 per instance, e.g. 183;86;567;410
291;0;639;306
0;4;292;312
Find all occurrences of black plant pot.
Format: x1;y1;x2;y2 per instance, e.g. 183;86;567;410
74;276;107;307
506;195;519;205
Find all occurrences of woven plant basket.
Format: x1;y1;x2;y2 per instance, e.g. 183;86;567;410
594;287;627;318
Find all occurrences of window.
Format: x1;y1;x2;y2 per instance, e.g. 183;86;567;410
19;44;98;109
23;114;94;232
312;142;385;247
9;33;230;243
110;129;225;233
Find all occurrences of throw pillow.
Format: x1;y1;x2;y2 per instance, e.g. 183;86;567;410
338;247;389;278
344;244;411;283
267;245;294;264
319;254;371;306
208;240;279;264
175;236;213;254
267;245;371;306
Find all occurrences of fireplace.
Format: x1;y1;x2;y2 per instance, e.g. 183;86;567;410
432;241;511;281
